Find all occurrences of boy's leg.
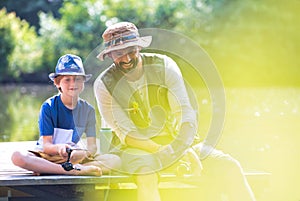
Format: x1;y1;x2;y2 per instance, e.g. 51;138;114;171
11;151;101;176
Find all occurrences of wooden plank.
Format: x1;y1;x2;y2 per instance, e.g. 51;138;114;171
0;173;205;187
0;174;133;186
0;141;271;201
0;141;271;187
0;141;202;187
0;141;36;174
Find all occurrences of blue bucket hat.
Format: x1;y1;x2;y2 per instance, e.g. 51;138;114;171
49;54;92;81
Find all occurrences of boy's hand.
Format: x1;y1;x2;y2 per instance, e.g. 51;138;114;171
57;144;71;158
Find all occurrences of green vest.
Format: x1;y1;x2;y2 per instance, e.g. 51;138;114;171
101;54;172;131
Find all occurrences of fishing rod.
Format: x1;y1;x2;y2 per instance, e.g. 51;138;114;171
61;148;88;171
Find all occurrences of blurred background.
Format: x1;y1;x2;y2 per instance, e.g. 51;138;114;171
0;0;299;200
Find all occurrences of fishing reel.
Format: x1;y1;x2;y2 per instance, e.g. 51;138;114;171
61;148;81;171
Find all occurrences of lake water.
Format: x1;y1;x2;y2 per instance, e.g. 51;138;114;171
0;84;299;201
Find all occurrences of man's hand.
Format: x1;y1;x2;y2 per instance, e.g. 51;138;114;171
157;144;178;167
181;148;202;176
158;144;175;155
70;150;88;164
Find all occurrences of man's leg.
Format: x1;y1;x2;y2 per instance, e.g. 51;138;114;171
193;143;256;201
135;168;161;201
121;148;162;201
87;153;122;174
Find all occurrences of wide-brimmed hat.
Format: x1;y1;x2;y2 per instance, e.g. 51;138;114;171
49;54;92;81
97;22;152;61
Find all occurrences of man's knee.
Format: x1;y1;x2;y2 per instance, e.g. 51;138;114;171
98;153;122;170
203;153;244;179
135;167;159;188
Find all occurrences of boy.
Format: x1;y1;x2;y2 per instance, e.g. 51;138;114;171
11;54;121;176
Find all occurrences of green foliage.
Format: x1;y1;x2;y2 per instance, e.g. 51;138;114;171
38;0;107;72
193;0;300;86
153;0;185;29
0;8;43;80
8;18;43;78
59;1;105;55
0;0;63;29
0;9;16;80
102;0;152;25
101;0;184;29
0;0;299;86
38;12;66;73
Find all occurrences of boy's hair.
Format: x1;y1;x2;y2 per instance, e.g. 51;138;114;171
53;75;63;86
53;75;63;92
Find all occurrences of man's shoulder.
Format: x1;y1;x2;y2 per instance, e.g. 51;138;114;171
141;53;167;64
93;63;115;86
98;63;117;78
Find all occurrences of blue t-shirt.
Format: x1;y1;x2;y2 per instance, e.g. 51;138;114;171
37;94;96;147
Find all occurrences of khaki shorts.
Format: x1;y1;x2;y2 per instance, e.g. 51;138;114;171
28;150;97;164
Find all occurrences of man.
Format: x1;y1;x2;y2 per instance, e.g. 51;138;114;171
94;21;256;201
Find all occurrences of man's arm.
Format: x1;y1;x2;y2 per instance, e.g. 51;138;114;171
164;56;198;152
94;76;142;145
171;122;197;152
124;133;161;153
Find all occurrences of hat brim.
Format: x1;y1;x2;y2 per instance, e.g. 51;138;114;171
97;36;152;61
49;73;92;82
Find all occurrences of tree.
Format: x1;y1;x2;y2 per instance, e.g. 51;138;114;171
0;9;15;79
0;0;63;30
0;8;42;81
37;0;107;74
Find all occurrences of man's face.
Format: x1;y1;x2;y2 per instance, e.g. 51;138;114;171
110;46;140;73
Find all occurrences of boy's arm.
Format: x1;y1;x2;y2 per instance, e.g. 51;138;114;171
42;136;70;158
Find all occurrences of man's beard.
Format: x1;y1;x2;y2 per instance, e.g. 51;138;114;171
115;57;139;74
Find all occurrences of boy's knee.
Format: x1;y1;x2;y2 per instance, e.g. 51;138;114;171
11;151;26;167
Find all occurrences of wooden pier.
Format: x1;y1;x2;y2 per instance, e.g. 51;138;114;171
0;141;270;201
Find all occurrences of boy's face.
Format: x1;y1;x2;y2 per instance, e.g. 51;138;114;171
56;75;85;97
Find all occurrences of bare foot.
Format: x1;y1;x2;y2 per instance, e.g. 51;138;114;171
73;164;102;176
